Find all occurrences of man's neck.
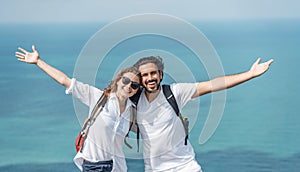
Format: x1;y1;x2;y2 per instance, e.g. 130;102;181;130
145;87;161;103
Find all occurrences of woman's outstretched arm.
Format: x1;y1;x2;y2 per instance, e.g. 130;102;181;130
15;45;72;88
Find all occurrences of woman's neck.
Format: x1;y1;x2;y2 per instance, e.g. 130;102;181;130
115;92;127;115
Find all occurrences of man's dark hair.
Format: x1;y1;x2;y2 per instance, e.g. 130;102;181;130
133;56;164;71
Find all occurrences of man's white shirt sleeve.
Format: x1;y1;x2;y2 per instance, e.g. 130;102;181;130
171;83;197;110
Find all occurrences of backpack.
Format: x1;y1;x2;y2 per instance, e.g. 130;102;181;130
75;90;109;152
75;90;138;152
128;84;189;152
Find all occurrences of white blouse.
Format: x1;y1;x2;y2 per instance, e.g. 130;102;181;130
67;78;132;172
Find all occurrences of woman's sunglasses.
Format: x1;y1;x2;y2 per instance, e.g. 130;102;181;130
122;77;140;90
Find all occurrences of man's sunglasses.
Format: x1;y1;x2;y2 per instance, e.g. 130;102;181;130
122;77;140;90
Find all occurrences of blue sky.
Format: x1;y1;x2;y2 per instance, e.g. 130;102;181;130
1;0;300;23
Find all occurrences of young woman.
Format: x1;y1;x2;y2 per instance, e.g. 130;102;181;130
15;45;140;172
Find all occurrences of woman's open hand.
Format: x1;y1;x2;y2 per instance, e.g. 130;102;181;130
15;45;39;64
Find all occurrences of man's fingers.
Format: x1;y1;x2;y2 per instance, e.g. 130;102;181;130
267;59;274;65
255;57;262;65
262;59;274;67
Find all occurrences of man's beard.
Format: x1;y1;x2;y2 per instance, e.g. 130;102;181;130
145;79;160;93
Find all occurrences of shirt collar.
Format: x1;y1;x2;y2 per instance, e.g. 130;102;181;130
109;93;135;109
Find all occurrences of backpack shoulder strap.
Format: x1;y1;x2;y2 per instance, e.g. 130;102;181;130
90;90;109;124
126;88;142;152
79;90;108;152
82;90;108;130
162;84;189;145
129;87;142;106
162;85;180;116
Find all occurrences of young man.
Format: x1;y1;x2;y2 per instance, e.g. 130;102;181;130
133;56;273;172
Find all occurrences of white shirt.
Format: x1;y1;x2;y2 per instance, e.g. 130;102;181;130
137;83;200;171
66;78;132;172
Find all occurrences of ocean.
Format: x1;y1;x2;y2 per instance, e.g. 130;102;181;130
0;19;299;171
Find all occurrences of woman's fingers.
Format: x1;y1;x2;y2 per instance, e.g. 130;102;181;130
32;45;36;52
15;52;24;59
15;51;25;57
15;54;23;59
18;47;28;54
17;58;26;62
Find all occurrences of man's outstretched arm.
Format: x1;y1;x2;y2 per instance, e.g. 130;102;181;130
192;58;274;98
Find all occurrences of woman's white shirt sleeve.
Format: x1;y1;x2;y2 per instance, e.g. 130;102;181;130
65;78;103;107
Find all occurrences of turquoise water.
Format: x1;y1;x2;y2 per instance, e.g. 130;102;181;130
0;20;300;171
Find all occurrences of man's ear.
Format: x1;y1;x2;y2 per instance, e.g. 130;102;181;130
159;70;163;82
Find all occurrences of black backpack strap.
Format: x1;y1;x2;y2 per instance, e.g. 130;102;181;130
124;105;140;152
136;116;140;152
124;106;134;149
162;85;180;115
162;85;189;145
129;87;142;106
126;87;142;152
